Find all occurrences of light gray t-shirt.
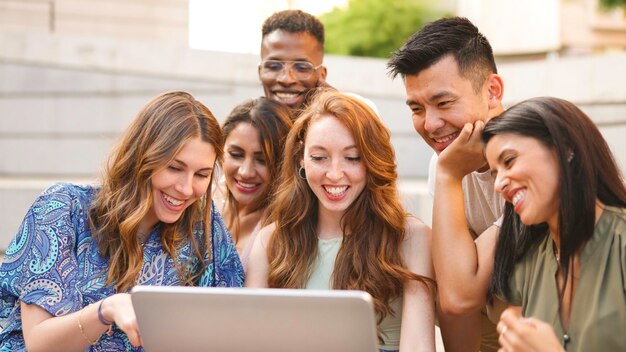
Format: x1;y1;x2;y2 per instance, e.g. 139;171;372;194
428;153;503;237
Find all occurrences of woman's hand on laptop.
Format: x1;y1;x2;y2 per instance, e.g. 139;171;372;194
101;293;143;347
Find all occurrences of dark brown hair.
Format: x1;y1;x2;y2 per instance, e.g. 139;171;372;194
221;97;293;240
482;96;626;302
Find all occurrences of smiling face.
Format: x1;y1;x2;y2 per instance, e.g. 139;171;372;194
302;115;366;217
142;136;216;233
259;30;327;111
485;133;560;229
223;122;270;211
404;55;495;154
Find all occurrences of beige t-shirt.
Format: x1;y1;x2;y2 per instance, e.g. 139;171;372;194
428;154;503;237
428;153;504;352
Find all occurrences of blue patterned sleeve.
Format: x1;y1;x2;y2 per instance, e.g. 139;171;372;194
197;202;244;288
0;183;89;321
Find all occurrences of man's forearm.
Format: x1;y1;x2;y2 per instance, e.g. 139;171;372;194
432;172;484;313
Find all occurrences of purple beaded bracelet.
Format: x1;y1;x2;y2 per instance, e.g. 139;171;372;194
98;299;114;326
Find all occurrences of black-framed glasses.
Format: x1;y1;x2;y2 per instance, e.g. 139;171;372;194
259;60;323;80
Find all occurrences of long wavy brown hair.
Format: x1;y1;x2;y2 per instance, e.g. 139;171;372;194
267;90;434;325
221;97;293;240
89;91;224;293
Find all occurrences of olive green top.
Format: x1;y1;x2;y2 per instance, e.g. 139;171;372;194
306;237;402;351
508;206;626;351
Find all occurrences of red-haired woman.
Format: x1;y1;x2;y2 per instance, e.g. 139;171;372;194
246;90;436;352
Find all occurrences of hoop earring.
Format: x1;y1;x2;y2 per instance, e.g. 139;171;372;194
298;166;307;180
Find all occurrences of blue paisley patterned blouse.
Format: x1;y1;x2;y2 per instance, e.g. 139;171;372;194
0;183;244;351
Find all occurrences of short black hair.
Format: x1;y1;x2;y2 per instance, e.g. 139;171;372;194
387;17;496;90
262;10;325;49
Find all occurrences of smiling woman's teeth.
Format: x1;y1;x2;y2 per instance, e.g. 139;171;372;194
324;186;348;196
163;193;183;206
237;180;256;188
512;190;525;206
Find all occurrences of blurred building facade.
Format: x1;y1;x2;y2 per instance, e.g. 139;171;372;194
0;0;189;43
459;0;626;57
1;0;625;248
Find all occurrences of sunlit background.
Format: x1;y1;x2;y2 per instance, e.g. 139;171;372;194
1;1;625;348
189;0;348;54
1;0;625;247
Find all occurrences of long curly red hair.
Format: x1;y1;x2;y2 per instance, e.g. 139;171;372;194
267;90;433;325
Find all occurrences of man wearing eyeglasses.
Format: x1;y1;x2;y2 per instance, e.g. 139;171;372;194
259;10;330;115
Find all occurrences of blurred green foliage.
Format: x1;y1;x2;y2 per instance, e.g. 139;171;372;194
599;0;626;9
320;0;447;58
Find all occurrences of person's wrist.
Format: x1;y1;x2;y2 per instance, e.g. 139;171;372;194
436;168;465;184
98;297;114;326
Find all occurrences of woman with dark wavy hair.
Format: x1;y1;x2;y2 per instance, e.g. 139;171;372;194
0;91;243;351
482;97;626;352
246;90;436;351
217;97;292;272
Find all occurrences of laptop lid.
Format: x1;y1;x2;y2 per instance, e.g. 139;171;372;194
131;286;378;352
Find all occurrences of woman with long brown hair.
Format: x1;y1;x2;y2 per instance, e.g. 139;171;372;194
246;90;435;351
0;91;243;351
217;97;292;272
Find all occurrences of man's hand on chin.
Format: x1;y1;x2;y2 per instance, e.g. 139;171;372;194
437;120;488;180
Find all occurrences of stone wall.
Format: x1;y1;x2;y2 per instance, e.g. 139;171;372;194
0;0;188;43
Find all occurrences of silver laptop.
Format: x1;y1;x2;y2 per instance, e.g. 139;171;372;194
131;286;378;352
